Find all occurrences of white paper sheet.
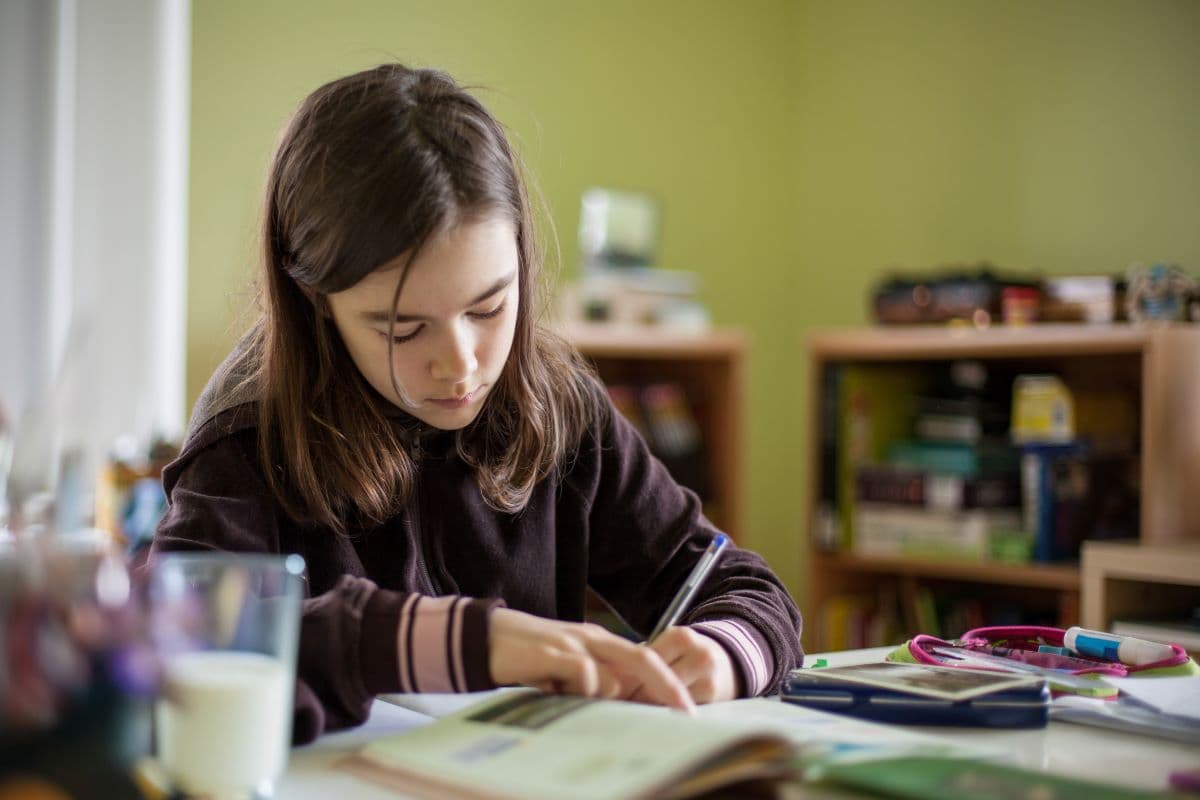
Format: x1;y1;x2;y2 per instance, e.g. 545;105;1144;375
1108;675;1200;722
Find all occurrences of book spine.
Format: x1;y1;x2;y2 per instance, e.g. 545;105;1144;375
836;366;926;552
856;467;1020;510
853;504;1023;560
915;413;983;444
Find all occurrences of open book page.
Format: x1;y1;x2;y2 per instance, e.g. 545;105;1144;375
347;690;794;800
377;688;525;718
698;698;996;771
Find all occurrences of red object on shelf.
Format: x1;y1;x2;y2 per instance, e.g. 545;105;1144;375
1002;287;1040;326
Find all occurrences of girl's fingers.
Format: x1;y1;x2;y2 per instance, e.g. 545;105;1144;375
594;665;623;700
646;628;690;670
581;632;695;713
490;609;697;709
548;650;600;696
531;660;620;700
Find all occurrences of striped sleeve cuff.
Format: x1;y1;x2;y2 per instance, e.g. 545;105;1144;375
690;618;773;697
361;591;505;695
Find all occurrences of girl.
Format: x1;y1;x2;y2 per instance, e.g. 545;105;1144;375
152;63;803;743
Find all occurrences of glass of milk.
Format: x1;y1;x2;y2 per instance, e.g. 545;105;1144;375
148;552;305;799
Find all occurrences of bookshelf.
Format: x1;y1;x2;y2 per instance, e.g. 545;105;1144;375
561;321;747;540
1081;540;1200;655
805;323;1200;653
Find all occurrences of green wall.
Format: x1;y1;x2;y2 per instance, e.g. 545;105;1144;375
189;0;1200;602
785;0;1200;600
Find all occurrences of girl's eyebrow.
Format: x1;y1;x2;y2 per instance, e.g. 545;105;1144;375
359;271;516;323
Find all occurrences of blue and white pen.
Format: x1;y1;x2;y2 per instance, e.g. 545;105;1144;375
647;534;729;643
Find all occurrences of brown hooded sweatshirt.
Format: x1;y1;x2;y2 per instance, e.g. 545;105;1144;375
152;342;804;743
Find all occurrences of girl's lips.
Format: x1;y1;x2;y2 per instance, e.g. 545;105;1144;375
428;388;479;409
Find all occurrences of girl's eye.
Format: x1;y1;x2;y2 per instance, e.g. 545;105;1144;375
380;326;422;344
469;302;505;320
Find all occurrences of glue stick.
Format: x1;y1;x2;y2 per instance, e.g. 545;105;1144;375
1063;626;1176;667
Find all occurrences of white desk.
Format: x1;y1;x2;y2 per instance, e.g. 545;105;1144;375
279;647;1200;798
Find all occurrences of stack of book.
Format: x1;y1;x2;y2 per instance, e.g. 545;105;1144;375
853;390;1026;562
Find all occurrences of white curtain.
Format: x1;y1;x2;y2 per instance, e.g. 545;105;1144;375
0;0;189;501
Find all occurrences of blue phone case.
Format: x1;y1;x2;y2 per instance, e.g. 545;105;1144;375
780;670;1050;728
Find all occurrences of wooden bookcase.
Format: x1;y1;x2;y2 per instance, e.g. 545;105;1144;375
1081;540;1200;646
805;323;1200;653
561;321;746;540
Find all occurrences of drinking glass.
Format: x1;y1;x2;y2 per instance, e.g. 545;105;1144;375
149;552;305;799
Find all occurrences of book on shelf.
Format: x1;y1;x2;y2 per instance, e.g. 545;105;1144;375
901;582;942;639
856;464;1021;511
914;394;1011;439
606;382;708;500
886;439;1021;478
826;365;926;551
853;503;1026;562
815;366;841;550
1019;444;1138;562
819;591;900;651
891;585;1026;644
914;413;986;444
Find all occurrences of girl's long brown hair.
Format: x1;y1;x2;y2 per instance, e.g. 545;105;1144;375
245;64;599;534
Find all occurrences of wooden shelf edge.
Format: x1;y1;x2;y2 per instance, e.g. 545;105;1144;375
813;552;1080;590
1082;540;1200;586
556;321;747;359
807;323;1157;361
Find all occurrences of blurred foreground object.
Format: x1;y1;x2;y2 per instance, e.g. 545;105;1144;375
0;531;156;799
95;437;178;563
1;319;158;798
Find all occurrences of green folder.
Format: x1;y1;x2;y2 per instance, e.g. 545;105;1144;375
816;757;1170;800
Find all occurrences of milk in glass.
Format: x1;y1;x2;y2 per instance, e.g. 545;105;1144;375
156;650;291;799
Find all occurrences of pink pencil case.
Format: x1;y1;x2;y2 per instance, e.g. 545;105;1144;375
888;625;1197;697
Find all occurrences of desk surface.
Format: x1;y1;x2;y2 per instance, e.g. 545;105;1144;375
279;647;1200;799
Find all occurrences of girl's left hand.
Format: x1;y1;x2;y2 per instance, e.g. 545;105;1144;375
639;626;739;704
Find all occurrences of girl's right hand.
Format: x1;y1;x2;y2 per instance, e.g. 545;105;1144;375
488;607;695;713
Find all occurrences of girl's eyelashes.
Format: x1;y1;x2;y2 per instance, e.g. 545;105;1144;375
381;326;423;344
376;304;503;346
469;302;505;320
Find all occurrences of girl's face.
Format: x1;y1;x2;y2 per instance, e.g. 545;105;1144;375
326;217;520;430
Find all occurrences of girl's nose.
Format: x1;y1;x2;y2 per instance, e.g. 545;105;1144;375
430;323;478;383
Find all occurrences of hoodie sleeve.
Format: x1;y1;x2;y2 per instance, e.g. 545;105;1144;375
579;395;804;697
151;425;501;743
